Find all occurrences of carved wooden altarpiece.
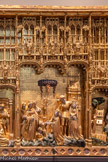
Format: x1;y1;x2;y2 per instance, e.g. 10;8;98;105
0;5;108;157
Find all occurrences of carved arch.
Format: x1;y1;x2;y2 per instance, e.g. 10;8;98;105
43;61;66;74
0;84;16;91
48;25;52;35
53;25;57;35
76;24;81;35
24;24;28;35
18;61;42;74
91;85;108;92
68;61;88;68
71;25;75;34
30;24;34;34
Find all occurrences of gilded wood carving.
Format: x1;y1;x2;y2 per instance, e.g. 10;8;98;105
0;5;108;156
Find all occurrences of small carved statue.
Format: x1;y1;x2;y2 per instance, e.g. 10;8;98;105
25;38;33;55
21;102;26;115
70;81;80;89
97;65;106;78
0;104;10;146
51;40;55;56
73;40;82;54
21;103;39;141
58;95;72;136
47;109;64;145
1;64;9;80
68;101;82;140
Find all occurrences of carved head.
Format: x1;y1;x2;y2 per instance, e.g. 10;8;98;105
32;102;36;108
0;104;5;111
60;95;66;104
22;103;26;110
54;109;61;117
28;102;32;110
71;101;77;109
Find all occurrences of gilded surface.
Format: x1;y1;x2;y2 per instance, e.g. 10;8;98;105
0;5;107;156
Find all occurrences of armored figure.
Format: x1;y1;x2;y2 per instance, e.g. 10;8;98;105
58;95;72;136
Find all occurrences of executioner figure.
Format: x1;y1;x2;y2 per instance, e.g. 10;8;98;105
58;95;72;136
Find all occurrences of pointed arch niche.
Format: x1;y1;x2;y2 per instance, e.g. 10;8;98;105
20;65;86;137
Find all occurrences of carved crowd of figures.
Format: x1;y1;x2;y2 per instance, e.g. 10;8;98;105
21;95;83;145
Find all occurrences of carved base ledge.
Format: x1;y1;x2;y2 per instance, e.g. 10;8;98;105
0;146;108;156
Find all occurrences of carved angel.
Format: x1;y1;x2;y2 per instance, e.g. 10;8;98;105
73;40;83;54
83;25;89;31
97;65;106;78
0;64;9;80
25;38;33;55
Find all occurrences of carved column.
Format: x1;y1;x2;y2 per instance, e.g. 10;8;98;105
105;46;107;67
64;15;67;54
9;99;13;140
57;23;59;54
104;18;106;66
4;47;6;63
99;18;101;45
40;16;43;66
89;14;92;53
85;68;89;141
75;24;77;42
87;89;92;146
46;25;48;54
85;80;92;146
98;48;100;66
40;16;42;50
85;13;92;146
22;21;24;60
77;91;82;136
34;26;36;56
80;22;83;42
15;15;18;46
15;69;21;146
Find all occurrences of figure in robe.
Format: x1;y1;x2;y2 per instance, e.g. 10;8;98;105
21;103;39;141
0;104;10;146
68;101;82;140
49;109;64;145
